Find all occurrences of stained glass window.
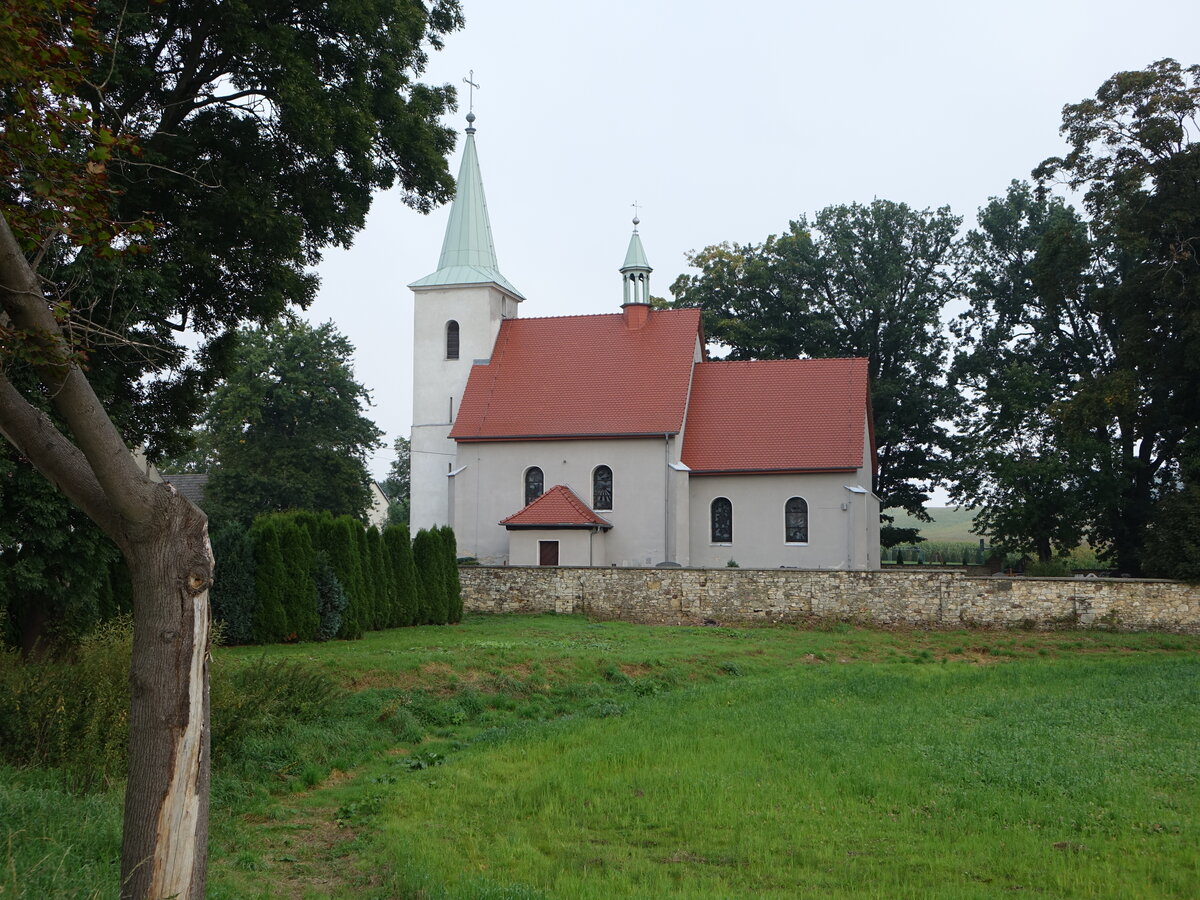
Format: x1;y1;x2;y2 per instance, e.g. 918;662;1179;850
593;465;613;511
785;497;809;543
446;320;459;359
524;467;543;506
711;497;732;543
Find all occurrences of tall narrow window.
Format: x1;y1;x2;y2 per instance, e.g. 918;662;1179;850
710;497;733;543
446;320;460;359
592;465;613;511
785;497;809;543
524;467;544;506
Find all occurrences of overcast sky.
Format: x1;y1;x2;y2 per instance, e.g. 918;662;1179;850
299;0;1200;484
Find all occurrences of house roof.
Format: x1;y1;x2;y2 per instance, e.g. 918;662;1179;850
680;358;872;474
162;473;209;507
451;308;702;441
500;484;613;529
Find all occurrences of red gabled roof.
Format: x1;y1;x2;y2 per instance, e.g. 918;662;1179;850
681;358;871;473
451;308;701;440
500;485;613;529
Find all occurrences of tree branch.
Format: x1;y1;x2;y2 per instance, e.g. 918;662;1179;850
0;210;158;530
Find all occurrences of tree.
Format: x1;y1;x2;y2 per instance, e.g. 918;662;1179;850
952;182;1096;561
201;318;384;526
382;436;411;525
670;201;962;526
1030;59;1200;573
0;0;462;895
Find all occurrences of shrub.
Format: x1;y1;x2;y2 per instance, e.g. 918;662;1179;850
322;516;364;639
210;525;258;645
277;519;319;641
209;657;342;761
1142;485;1200;582
313;552;349;641
383;525;419;627
0;618;132;792
1025;557;1075;577
413;529;449;625
438;526;463;623
250;518;290;643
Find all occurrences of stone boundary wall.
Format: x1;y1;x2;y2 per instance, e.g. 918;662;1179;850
460;566;1200;633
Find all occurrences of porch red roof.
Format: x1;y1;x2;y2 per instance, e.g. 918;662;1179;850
500;485;612;529
681;358;871;473
450;308;702;441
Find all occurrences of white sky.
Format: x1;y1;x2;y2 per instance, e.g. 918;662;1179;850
300;0;1200;486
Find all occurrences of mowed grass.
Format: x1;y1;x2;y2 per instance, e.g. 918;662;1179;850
4;615;1198;898
205;617;1200;899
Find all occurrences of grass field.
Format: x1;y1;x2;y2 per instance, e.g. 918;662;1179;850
887;507;980;543
4;615;1199;898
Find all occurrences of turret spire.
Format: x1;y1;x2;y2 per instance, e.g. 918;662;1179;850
620;208;652;307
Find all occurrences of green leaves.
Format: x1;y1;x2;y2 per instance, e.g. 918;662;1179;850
669;200;961;519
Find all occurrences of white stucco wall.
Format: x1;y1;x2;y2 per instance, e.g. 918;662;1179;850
507;529;608;566
450;436;681;566
410;283;519;531
687;471;879;570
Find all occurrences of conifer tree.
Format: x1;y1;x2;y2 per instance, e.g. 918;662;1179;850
412;529;448;625
438;526;463;623
278;519;319;641
250;519;289;643
384;525;419;627
321;516;363;639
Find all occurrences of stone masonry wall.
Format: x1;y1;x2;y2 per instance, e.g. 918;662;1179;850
460;567;1200;633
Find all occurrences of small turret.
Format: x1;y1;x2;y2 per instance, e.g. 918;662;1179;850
620;214;652;329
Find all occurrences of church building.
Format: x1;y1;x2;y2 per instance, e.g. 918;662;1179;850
408;113;880;569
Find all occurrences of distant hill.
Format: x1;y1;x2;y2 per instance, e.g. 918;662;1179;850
886;507;979;543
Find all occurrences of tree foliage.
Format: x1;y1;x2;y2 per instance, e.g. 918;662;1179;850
383;436;411;525
952;182;1095;561
201;318;384;526
953;60;1200;573
670;200;961;520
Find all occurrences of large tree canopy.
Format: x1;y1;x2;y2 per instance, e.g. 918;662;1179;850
199;318;384;526
669;200;961;526
0;0;463;895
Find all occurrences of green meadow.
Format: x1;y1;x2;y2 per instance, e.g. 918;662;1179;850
4;615;1199;898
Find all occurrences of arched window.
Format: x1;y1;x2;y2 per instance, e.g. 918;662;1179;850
446;320;460;360
710;497;733;543
524;467;544;506
592;465;613;511
785;497;809;543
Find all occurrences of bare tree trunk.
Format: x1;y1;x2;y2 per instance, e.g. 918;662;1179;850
0;211;214;899
120;492;213;900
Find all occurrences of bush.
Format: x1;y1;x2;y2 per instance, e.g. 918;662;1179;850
1025;557;1075;577
210;657;342;761
322;516;364;639
0;618;132;792
313;552;349;641
438;526;463;623
211;526;258;645
383;525;418;627
277;519;320;641
412;529;448;625
250;518;290;643
1142;485;1200;582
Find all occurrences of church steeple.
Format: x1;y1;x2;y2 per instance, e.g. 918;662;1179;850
620;213;652;307
409;111;524;300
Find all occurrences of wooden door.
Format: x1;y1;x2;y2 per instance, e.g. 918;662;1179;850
538;540;559;566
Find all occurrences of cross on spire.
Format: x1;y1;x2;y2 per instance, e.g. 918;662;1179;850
463;70;480;114
631;200;642;228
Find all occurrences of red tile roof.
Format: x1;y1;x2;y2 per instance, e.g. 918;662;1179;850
681;358;872;473
500;485;613;529
450;308;702;440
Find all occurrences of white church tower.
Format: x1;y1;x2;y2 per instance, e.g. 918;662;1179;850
408;108;523;531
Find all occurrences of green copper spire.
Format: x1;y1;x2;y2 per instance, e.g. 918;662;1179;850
409;113;524;299
620;213;652;305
